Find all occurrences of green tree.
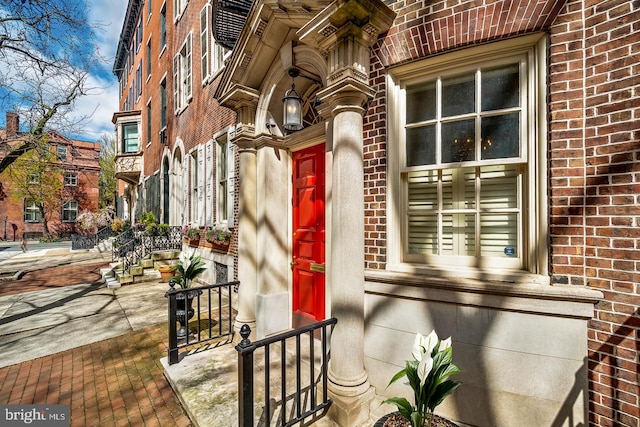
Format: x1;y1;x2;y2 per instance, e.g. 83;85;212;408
98;134;117;209
3;136;64;238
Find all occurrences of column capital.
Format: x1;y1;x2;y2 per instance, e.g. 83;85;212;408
219;83;260;141
298;0;396;52
316;76;373;116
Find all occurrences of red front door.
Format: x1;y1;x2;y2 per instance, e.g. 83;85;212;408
292;144;325;327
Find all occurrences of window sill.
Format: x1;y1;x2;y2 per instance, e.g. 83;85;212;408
365;269;602;319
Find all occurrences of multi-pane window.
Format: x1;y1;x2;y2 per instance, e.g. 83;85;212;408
28;173;40;184
403;62;525;269
62;200;78;222
200;4;226;81
64;173;78;186
160;79;167;129
160;4;167;50
57;145;67;161
390;37;547;274
24;199;41;222
135;60;142;99
200;5;210;83
136;18;142;52
173;33;192;112
147;0;152;18
174;0;187;20
122;123;139;153
146;39;152;77
146;102;152;145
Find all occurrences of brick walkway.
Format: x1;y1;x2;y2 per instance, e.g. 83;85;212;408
0;262;193;427
0;261;110;297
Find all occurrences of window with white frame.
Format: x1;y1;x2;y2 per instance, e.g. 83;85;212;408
146;102;152;145
28;173;40;184
146;39;152;77
160;79;167;129
389;36;546;275
24;199;41;222
200;5;210;83
122;122;139;153
62;200;78;222
173;0;187;21
57;145;67;161
160;3;167;49
173;33;192;112
64;173;78;186
135;60;142;99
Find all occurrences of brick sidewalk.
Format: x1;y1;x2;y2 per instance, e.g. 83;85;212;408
0;261;193;427
0;260;110;297
0;323;192;427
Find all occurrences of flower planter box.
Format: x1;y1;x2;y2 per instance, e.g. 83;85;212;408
204;238;230;252
184;236;201;246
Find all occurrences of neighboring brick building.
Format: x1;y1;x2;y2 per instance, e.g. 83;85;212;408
113;0;239;282
0;112;100;240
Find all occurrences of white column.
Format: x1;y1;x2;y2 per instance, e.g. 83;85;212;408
234;144;257;336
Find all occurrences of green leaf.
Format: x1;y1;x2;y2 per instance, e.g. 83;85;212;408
386;368;408;387
428;380;462;411
382;397;414;421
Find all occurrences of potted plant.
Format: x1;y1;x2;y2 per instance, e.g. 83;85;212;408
204;225;232;251
166;251;207;339
158;264;177;282
380;330;462;427
181;225;201;245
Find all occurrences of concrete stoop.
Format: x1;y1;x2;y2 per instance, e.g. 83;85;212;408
103;249;180;287
162;336;386;427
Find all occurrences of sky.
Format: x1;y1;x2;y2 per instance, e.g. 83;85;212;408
77;0;129;141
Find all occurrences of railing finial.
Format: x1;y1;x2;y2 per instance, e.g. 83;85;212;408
239;324;251;348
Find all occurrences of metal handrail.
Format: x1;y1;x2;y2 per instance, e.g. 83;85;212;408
236;318;337;427
166;280;238;364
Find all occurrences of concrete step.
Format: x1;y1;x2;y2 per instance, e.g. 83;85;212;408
105;275;121;289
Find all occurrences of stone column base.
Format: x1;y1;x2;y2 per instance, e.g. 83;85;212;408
327;385;375;426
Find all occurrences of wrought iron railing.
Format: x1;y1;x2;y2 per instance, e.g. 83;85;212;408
166;280;238;364
114;226;183;275
70;224;115;250
236;318;337;427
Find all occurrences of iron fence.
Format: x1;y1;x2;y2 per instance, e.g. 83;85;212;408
236;318;337;427
166;280;238;365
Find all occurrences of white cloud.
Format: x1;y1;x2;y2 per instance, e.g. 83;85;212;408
71;0;129;141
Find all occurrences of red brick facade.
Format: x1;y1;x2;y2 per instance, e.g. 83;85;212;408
367;0;639;425
0;125;100;240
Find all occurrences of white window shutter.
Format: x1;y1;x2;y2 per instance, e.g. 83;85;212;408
186;33;192;101
182;162;189;224
173;54;179;112
205;140;213;226
197;144;205;225
227;142;235;228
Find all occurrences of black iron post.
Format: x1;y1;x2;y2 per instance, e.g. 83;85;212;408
236;324;254;427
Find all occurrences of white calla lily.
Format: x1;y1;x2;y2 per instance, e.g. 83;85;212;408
424;330;439;356
412;333;426;360
417;354;434;387
440;337;452;352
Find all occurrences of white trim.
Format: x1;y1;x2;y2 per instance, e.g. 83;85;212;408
386;34;548;280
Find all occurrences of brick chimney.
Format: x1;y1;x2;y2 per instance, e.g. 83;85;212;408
6;112;19;137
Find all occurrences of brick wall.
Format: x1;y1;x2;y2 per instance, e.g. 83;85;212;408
368;0;640;425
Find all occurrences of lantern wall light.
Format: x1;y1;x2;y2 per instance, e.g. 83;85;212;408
283;68;303;132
